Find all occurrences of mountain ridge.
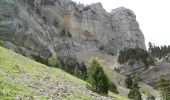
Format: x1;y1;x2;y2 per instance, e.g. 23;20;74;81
0;0;145;65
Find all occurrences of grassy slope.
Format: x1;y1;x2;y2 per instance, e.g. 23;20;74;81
0;46;130;100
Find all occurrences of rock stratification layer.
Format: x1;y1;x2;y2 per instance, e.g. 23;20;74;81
0;0;145;63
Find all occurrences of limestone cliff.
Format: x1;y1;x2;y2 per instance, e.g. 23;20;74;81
0;0;145;64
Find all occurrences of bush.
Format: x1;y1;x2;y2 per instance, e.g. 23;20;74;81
125;74;140;89
0;41;4;47
128;89;142;100
74;62;87;80
32;54;60;68
155;77;170;100
125;76;133;89
74;65;83;79
109;81;118;94
32;55;48;65
132;73;141;84
161;90;170;100
48;54;59;67
87;58;109;94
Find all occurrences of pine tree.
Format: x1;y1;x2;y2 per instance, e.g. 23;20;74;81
87;58;109;94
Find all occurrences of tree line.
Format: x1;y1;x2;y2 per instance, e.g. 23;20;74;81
118;42;170;68
118;47;155;68
148;42;170;59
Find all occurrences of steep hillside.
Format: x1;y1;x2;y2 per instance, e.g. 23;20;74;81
0;45;161;100
0;46;131;100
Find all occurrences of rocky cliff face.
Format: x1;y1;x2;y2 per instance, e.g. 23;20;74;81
0;0;145;64
141;56;170;86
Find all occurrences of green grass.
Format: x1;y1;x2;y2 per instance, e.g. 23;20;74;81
0;46;132;99
0;73;35;99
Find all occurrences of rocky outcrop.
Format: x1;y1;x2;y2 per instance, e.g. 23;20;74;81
0;0;145;64
119;61;147;76
141;56;170;86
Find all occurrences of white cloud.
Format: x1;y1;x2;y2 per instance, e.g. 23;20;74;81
73;0;170;47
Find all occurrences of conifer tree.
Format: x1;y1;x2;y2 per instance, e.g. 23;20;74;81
87;58;109;94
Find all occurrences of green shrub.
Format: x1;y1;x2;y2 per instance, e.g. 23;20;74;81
74;65;83;79
32;53;60;68
125;74;140;89
155;76;170;100
125;76;133;89
109;81;118;94
48;55;58;67
0;41;4;47
32;55;48;65
73;63;87;80
128;89;142;100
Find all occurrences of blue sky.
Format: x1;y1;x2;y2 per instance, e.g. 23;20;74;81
73;0;170;47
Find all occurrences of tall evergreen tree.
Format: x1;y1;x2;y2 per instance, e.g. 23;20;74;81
87;58;109;94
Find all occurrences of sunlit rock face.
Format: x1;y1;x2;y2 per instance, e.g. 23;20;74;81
0;0;145;63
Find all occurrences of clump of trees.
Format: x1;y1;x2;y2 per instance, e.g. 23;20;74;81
125;74;141;89
32;54;87;80
118;42;170;68
32;53;119;95
148;42;170;59
86;58;118;94
118;47;155;68
125;74;142;100
32;54;56;67
59;60;88;80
